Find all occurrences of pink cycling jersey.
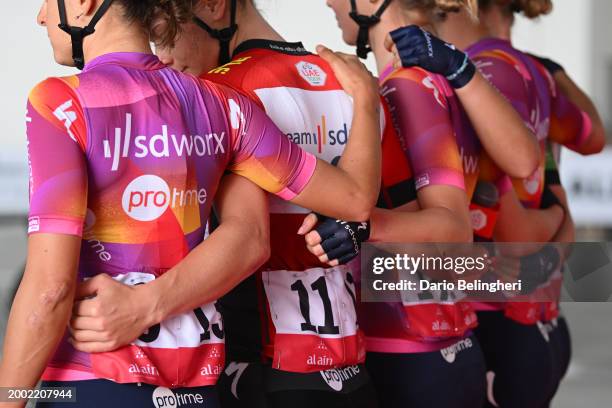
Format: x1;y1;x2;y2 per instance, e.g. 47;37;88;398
358;66;480;354
26;52;316;387
467;38;591;207
466;38;589;322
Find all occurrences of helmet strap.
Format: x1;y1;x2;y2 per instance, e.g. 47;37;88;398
193;0;239;66
349;0;393;59
57;0;115;70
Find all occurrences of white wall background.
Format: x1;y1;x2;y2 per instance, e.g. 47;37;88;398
1;0;610;218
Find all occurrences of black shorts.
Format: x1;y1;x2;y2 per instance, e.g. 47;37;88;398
218;361;379;408
365;335;486;408
37;380;219;408
265;364;379;408
216;361;267;408
475;311;558;408
542;315;572;407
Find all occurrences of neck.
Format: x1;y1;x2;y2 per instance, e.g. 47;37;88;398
369;5;434;75
230;1;285;55
494;18;513;41
435;9;489;51
82;13;152;65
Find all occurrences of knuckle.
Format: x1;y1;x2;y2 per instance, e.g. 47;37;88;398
305;234;315;246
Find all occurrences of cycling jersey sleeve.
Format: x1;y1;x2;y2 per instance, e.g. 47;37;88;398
209;83;317;201
382;70;465;192
473;55;533;124
26;77;88;237
548;87;592;151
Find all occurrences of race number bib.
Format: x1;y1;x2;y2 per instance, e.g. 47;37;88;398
505;271;563;325
398;270;477;339
262;266;366;373
90;272;225;387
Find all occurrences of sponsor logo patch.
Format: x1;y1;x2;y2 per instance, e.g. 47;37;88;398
296;61;327;87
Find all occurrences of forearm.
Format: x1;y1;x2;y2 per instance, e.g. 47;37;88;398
0;234;80;388
336;94;382;209
293;96;381;221
456;72;539;178
145;217;269;323
554;71;606;154
494;205;563;244
370;207;472;243
0;276;75;388
549;185;575;244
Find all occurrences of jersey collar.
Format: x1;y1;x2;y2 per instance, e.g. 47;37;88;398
83;52;166;72
465;37;513;55
232;39;311;58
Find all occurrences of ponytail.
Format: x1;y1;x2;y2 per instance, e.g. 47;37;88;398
512;0;552;18
478;0;552;19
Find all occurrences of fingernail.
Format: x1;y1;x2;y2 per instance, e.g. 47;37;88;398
297;226;305;235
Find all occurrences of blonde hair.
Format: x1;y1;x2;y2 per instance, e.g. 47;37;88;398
436;0;478;15
399;0;478;16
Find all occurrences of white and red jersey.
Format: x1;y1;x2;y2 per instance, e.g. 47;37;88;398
205;40;373;373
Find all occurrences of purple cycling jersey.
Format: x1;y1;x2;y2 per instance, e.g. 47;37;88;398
26;52;315;387
466;38;591;207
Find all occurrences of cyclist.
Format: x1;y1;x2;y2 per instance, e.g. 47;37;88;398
303;0;540;407
72;1;385;406
478;0;605;404
389;1;605;406
0;1;383;407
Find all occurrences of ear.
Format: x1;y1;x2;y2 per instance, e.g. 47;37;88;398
205;0;229;24
76;0;97;17
64;0;96;23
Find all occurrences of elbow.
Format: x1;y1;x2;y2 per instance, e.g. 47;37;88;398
345;190;376;222
249;224;271;274
451;221;474;243
437;212;473;243
350;198;375;222
511;159;539;180
27;280;75;328
255;240;271;270
510;144;540;179
38;280;75;310
582;127;606;155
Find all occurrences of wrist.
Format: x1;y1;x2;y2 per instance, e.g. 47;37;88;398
368;210;381;242
352;89;381;112
138;282;167;327
447;54;476;89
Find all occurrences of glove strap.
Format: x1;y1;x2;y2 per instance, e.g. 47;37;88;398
446;54;476;89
